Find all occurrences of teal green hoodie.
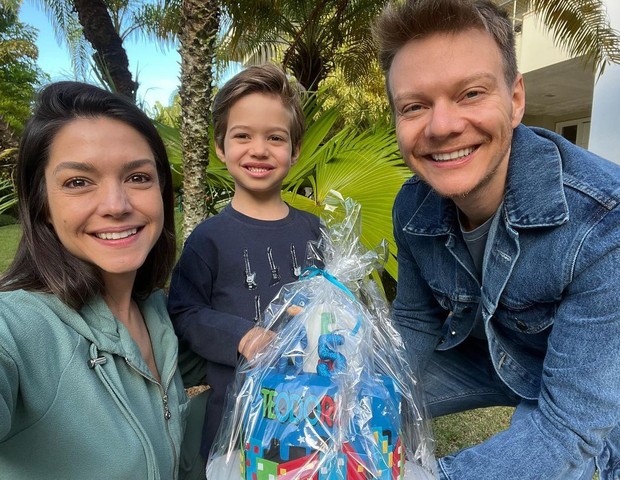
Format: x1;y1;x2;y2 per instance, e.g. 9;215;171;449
0;289;191;479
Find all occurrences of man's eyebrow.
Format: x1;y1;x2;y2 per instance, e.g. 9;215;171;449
392;72;498;104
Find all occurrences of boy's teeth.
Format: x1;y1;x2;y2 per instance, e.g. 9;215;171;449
96;228;137;240
247;167;269;172
432;147;474;161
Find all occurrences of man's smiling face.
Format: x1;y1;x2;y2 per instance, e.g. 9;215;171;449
389;28;525;213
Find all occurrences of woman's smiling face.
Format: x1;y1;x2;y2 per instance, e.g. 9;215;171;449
44;116;164;285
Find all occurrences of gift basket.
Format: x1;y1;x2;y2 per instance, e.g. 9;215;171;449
207;192;437;479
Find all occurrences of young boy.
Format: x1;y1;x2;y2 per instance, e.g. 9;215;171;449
167;63;321;460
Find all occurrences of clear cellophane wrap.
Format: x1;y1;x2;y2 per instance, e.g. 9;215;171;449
207;192;437;479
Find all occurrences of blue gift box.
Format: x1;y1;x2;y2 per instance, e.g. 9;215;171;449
240;368;404;480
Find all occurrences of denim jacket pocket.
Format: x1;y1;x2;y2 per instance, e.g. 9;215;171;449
491;301;555;334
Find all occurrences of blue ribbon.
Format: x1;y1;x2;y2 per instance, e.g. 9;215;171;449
300;266;362;335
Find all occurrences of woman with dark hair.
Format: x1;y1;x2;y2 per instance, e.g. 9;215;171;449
0;81;193;479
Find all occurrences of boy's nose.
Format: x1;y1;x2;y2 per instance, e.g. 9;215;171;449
250;139;269;157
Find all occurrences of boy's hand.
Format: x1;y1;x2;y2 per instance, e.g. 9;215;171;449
239;327;275;361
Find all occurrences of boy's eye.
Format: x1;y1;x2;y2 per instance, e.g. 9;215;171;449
269;135;285;142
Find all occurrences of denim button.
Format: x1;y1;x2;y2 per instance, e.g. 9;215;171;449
516;320;528;331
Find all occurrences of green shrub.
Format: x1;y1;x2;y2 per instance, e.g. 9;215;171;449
0;213;17;227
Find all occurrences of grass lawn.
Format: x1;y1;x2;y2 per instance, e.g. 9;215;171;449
0;223;518;460
0;223;21;272
432;407;513;457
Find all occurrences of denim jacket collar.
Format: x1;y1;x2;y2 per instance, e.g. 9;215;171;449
404;124;569;235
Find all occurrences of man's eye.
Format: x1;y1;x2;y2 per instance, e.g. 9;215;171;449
401;104;422;115
465;90;480;99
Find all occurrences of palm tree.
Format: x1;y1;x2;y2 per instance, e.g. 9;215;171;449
32;0;182;98
71;0;136;97
220;0;385;91
178;0;220;239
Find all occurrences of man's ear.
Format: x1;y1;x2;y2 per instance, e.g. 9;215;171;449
511;73;526;128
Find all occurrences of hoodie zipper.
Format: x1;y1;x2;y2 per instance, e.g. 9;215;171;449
89;347;158;480
125;357;179;479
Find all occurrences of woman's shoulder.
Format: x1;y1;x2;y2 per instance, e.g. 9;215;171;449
0;290;78;357
0;289;68;315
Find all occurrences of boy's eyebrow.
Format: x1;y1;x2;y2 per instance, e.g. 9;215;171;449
52;158;156;176
228;124;290;133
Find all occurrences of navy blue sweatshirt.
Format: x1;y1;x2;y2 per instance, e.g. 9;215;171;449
168;204;321;458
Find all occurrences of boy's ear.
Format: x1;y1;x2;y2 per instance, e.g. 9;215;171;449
291;145;301;165
215;144;226;162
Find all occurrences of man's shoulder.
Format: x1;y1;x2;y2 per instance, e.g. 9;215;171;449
526;126;620;204
394;174;431;206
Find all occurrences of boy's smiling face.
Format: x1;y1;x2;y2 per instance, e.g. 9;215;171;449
217;92;298;204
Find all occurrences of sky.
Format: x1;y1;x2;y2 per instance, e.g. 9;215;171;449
18;1;182;110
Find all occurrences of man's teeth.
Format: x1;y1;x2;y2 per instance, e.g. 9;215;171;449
96;228;137;240
432;147;474;161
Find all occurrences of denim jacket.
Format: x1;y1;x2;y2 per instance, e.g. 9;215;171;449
393;125;620;479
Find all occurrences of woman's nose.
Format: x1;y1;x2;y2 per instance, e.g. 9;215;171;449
97;182;132;217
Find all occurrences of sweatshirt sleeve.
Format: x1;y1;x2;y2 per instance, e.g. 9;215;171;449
168;239;255;368
0;345;17;440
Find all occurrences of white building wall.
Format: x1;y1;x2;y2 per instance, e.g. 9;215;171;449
589;0;620;163
518;11;572;74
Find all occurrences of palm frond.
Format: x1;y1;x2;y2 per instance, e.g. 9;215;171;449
530;0;620;75
284;120;409;279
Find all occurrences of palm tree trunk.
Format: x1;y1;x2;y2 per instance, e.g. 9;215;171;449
179;0;220;240
72;0;137;98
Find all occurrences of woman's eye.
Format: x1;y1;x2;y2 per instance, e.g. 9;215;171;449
128;173;151;183
64;177;88;188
